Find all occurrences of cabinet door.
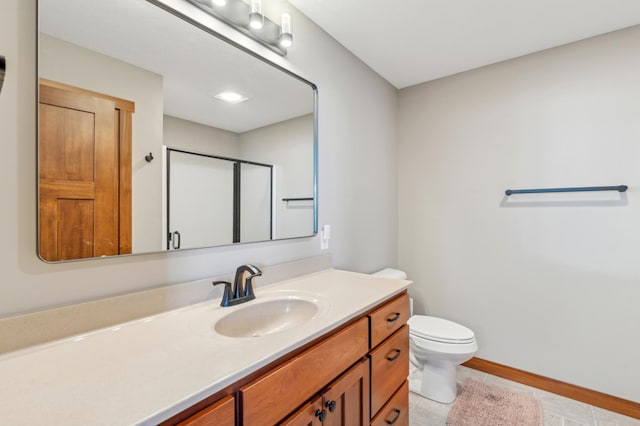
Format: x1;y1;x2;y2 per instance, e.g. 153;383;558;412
241;318;368;425
178;395;235;426
281;396;324;426
322;359;370;426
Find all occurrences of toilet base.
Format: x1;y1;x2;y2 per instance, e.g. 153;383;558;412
409;361;458;404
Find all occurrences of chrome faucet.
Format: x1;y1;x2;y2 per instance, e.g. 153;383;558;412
212;264;262;307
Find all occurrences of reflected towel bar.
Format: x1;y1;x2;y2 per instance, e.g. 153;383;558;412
282;197;314;202
505;185;628;196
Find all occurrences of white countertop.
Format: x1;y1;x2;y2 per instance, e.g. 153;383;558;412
0;269;410;425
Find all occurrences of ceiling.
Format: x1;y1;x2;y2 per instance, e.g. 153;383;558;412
289;0;640;89
39;0;314;133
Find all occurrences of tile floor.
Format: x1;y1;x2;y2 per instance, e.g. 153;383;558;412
408;365;640;426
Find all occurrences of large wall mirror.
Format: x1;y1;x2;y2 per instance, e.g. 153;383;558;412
37;0;317;262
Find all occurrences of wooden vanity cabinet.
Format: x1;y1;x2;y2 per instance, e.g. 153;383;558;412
169;291;410;426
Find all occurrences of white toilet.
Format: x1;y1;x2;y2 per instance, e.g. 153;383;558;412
408;315;477;403
372;268;478;404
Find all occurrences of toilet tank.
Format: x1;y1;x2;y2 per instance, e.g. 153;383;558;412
371;268;407;280
372;268;412;314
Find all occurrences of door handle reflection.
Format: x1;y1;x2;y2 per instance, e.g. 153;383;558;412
172;231;181;249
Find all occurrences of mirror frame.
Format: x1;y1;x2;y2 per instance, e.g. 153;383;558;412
37;0;318;262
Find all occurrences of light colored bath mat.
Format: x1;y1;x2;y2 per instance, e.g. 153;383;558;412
446;378;544;426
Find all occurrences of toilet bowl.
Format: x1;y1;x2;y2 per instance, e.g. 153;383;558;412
408;315;477;404
370;268;477;404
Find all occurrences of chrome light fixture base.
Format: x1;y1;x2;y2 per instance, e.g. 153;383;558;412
189;0;289;56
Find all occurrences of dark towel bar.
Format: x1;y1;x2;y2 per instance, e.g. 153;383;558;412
505;185;628;196
282;197;314;202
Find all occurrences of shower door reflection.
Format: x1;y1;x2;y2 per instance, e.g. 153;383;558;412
166;149;273;249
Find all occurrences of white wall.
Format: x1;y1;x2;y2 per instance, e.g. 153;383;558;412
0;0;397;317
240;114;314;238
39;34;165;253
398;26;640;402
163;115;240;158
240;163;272;242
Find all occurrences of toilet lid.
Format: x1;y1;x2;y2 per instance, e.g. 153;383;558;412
408;316;475;344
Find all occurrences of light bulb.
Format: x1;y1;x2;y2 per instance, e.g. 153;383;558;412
249;0;263;29
279;12;293;47
212;0;226;6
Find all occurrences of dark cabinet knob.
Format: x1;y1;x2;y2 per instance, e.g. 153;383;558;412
325;400;336;412
315;409;326;422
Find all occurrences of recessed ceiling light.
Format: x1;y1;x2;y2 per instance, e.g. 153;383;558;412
213;90;248;104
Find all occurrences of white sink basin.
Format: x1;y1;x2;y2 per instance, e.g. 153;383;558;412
214;297;319;338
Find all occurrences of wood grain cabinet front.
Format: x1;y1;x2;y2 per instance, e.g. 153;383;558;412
240;317;369;425
281;396;323;426
368;294;410;422
370;326;410;416
370;381;409;426
368;293;410;349
282;358;370;426
178;395;235;426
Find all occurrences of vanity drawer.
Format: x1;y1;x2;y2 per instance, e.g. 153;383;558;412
369;293;410;349
370;381;409;426
178;395;235;426
240;317;369;426
369;325;409;417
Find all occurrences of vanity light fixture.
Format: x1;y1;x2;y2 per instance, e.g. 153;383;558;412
214;90;249;104
189;0;293;55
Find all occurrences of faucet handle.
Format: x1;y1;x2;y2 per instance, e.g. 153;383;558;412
241;265;262;299
212;280;232;307
243;276;257;299
233;264;262;298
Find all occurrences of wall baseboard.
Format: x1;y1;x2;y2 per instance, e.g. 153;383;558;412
463;358;640;420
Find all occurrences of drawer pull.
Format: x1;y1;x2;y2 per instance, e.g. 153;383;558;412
386;349;401;361
325;400;336;412
386;312;401;323
385;409;401;425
